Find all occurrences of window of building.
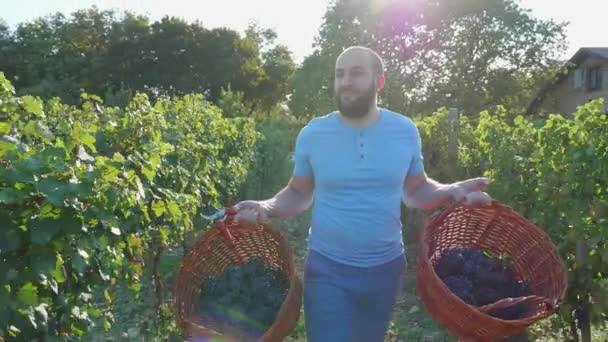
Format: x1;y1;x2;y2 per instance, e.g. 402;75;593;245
573;68;584;89
587;66;602;91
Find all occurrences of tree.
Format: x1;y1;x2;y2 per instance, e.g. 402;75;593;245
248;45;296;113
0;7;295;114
288;51;336;118
289;0;567;117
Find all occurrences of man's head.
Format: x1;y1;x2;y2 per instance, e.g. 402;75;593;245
334;46;385;118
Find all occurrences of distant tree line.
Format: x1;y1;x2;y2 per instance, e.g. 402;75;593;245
1;0;569;118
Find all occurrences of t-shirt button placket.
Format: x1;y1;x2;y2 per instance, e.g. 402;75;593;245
359;134;365;159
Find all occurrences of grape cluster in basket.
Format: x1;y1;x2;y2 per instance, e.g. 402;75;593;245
434;247;530;320
198;256;289;339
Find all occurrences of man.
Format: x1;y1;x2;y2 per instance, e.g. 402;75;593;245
233;46;491;341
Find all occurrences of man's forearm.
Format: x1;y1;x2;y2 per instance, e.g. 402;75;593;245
403;178;455;210
262;185;313;219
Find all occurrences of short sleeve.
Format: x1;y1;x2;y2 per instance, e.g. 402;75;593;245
292;126;313;177
408;125;425;176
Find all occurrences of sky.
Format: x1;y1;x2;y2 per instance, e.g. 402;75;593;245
2;0;608;65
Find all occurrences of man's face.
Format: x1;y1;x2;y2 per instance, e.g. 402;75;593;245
334;51;378;118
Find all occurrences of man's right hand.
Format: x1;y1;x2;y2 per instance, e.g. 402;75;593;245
231;176;314;226
232;200;272;226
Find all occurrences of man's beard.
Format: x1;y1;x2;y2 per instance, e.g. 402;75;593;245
335;82;376;118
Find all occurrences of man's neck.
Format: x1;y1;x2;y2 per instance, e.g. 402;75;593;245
338;106;381;128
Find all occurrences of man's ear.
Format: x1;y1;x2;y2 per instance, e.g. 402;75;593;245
376;74;385;91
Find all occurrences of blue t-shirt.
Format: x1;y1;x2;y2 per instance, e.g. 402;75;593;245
293;108;426;267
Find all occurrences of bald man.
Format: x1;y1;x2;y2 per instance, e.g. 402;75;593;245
234;46;491;341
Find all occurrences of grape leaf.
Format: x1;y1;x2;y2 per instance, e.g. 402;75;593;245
50;255;65;283
31;257;55;277
37;178;67;206
30;217;62;245
21;96;43;116
0;219;20;253
17;283;38;306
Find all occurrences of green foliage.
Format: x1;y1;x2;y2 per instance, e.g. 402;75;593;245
237;117;300;201
0;72;260;340
414;107;479;182
218;85;248;118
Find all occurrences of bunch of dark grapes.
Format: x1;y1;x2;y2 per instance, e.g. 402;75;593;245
198;256;289;341
434;247;530;320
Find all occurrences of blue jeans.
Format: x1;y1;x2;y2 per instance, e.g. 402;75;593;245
303;249;407;342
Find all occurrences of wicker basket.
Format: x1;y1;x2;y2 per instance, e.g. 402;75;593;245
174;218;303;342
416;200;568;342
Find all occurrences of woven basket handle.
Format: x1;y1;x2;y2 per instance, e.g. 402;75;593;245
477;295;555;314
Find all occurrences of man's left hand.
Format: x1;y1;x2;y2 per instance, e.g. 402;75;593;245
450;177;492;206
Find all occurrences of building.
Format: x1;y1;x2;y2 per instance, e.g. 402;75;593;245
526;47;608;116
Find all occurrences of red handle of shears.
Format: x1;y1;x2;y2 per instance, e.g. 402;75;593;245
214;207;238;247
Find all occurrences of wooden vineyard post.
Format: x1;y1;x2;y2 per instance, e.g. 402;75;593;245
448;107;460;180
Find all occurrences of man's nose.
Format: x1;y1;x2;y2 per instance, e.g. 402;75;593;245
338;75;353;88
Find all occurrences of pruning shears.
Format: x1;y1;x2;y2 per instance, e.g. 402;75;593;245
201;206;239;247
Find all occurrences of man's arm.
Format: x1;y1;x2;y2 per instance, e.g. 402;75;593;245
261;175;314;219
403;173;491;210
402;173;455;210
